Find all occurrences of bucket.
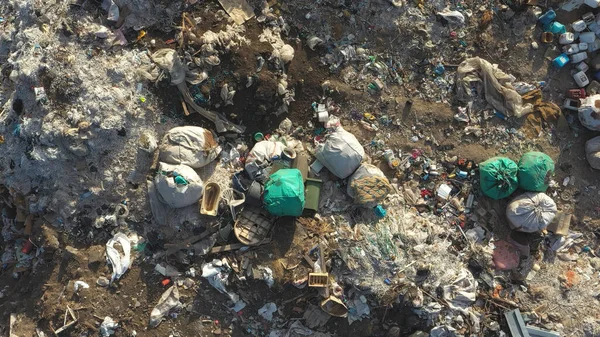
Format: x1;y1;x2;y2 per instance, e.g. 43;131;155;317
246;181;263;207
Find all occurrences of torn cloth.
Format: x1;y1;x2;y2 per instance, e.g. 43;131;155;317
456;57;530;118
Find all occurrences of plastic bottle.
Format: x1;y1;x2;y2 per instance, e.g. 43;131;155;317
576;62;590;72
580;32;596;43
572;20;587;32
538;10;556;26
563;44;579;54
573;71;590;87
571;51;588;63
579;42;589;51
547;22;566;34
585;0;600;8
552;53;570;68
559;32;575;44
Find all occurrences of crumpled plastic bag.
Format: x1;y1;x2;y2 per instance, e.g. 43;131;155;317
456;57;531;118
106;233;131;284
100;316;118;336
442;269;477;314
149;286;182;328
201;259;244;307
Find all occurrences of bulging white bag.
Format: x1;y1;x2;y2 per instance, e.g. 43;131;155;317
155;162;204;208
315;129;364;179
506;192;557;232
159;126;221;169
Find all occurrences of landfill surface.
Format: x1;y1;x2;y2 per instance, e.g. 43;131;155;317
1;0;600;336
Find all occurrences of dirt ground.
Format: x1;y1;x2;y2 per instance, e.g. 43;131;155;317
2;0;600;337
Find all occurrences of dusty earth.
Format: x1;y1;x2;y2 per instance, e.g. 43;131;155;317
2;0;600;337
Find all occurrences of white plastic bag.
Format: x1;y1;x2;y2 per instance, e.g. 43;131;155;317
106;233;131;283
315;129;364;179
149;286;182;328
506;192;557;232
155;162;204;208
159;126;221;168
245;141;286;166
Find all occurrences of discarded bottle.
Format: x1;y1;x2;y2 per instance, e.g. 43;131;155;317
547;22;566;34
538;10;556;26
559;32;575;44
552;53;570;68
541;32;553;43
573;71;590;87
572;20;587;32
580;32;597;43
571;51;588;63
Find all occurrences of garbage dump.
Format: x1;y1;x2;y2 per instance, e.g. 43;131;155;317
1;0;600;336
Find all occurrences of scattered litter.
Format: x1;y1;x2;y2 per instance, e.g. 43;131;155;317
149;286;182;328
258;302;277;321
99;316;118;337
105;233;131;284
73;281;89;292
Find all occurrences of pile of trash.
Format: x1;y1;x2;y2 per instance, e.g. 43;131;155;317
2;0;600;336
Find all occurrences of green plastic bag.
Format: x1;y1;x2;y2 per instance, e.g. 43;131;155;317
263;169;305;216
479;157;518;200
518;152;554;192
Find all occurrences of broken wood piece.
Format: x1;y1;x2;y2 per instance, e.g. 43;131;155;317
54;306;78;335
217;0;255;25
181;99;190;116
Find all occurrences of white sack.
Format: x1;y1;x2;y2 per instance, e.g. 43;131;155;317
155;162;204;208
245;141;286;166
159;126;221;168
506;192;557;232
315;129;365;179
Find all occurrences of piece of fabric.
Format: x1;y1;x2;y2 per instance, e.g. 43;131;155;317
479;157;518;200
586;136;600;169
506;192;557;232
517;152;554;192
315;129;364;179
159;126;221;169
263;169;305;216
456;57;530;117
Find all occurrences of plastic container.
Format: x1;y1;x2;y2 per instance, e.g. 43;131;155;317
572;20;587;32
576;62;590;72
580;32;596;43
317;111;329;122
573;71;590;87
547;22;566;34
541;32;553;43
563;44;579;54
373;205;387;218
559;32;575;44
589;40;600;52
583;12;595;25
571;51;588;63
579;42;589;51
552;53;570;68
538;10;556;26
585;0;600;8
